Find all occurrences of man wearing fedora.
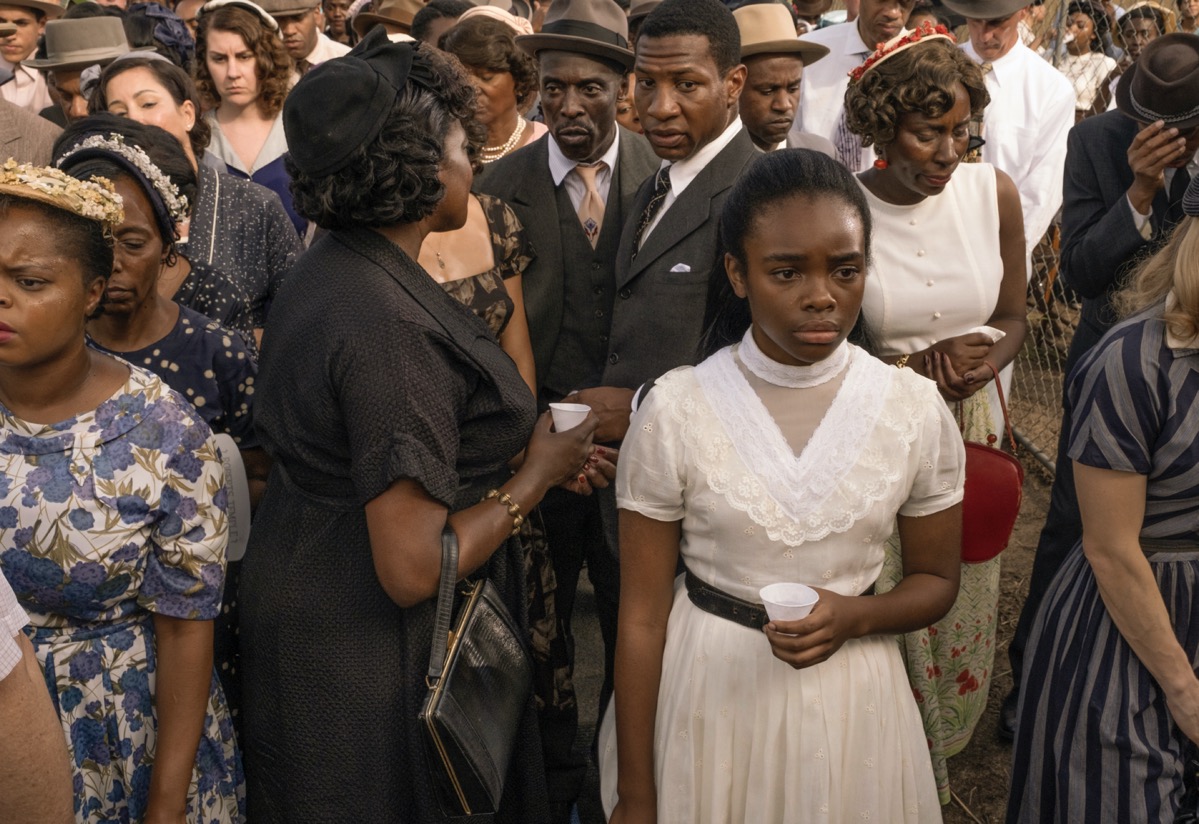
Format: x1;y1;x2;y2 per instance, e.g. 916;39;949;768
25;17;132;123
0;0;61;114
790;0;917;171
351;0;421;40
942;0;1074;260
260;0;349;73
733;2;835;154
477;2;657;816
1000;32;1199;742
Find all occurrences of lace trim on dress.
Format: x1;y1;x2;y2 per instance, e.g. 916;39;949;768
738;328;849;388
675;345;928;545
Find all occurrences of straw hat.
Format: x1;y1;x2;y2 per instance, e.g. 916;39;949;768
24;17;131;71
0;0;65;22
734;3;829;64
516;0;634;70
352;0;422;37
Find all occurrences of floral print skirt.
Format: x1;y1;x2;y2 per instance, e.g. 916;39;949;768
875;389;1001;806
30;613;245;824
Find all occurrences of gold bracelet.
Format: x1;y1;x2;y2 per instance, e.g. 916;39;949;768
895;353;911;370
485;488;525;537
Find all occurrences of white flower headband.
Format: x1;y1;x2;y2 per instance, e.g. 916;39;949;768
56;132;189;225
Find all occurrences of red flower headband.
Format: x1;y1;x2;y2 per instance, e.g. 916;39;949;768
848;21;956;84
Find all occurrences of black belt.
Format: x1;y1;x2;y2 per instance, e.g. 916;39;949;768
684;570;768;630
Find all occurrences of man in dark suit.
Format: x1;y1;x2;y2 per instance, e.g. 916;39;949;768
567;0;756;444
1000;32;1199;740
477;1;657;817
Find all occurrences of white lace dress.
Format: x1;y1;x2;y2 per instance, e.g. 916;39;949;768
599;336;964;823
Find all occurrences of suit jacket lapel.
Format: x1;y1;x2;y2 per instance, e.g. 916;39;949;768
0;107;21;153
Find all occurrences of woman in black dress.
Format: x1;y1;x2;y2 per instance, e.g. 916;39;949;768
238;31;599;822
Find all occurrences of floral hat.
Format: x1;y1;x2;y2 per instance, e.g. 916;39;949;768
0;159;124;231
848;21;955;84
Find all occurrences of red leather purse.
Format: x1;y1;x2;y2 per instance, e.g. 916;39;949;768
960;362;1024;564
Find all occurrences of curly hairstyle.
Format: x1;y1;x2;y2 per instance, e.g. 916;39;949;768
90;57;213;159
0;195;114;288
194;5;293;119
699;149;872;359
438;16;539;107
1116;215;1199;340
844;38;989;150
287;44;482;230
1069;0;1110;51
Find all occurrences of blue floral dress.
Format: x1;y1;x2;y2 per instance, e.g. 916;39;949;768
0;365;244;824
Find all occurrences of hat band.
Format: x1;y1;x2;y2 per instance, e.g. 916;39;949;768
540;18;628;50
1129;88;1199;126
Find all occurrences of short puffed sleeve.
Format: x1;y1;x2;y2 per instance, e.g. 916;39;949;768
615;374;687;522
898;386;966;518
1066;324;1162;476
137;399;228;621
0;574;26;680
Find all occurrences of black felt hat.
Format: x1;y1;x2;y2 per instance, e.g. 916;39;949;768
1115;33;1199;130
283;27;414;177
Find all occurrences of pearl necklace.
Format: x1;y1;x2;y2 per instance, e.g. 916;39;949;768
738;327;849;388
480;117;527;164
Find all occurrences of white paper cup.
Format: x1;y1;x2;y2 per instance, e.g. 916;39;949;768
549;402;591;432
759;582;820;623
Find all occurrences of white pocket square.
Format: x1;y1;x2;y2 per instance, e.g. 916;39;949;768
669;262;691;273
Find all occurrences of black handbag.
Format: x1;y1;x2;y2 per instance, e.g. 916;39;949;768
419;526;533;817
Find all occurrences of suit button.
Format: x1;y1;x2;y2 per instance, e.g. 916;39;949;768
593;286;603;295
595;309;604;318
600;335;608;343
619;288;631;299
608;353;619;365
592;262;601;270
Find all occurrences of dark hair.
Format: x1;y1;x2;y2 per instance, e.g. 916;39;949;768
63;2;123;19
195;5;293;118
438;16;539;106
54;113;198;247
1122;3;1166;31
90;56;212;157
0;195;114;288
845;38;989;149
638;0;741;76
287;44;480;230
1068;0;1109;51
699;149;872;359
125;3;196;71
411;0;472;43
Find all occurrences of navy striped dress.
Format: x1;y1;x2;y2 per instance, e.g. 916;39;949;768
1007;306;1199;822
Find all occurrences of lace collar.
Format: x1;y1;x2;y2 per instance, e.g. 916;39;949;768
739;327;849;388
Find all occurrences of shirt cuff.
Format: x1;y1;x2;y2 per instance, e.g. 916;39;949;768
1127;194;1153;239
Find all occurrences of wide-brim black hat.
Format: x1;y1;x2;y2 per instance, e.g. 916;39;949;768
516;0;633;70
1115;33;1199;130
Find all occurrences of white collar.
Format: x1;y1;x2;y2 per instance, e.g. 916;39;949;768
547;129;621;187
740;327;849;388
1165;291;1199;351
963;38;1027;86
841;20;898;56
661;116;744;197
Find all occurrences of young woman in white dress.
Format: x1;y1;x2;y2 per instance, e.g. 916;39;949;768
602;149;966;824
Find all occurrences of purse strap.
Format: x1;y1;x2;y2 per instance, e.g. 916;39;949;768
427;526;459;684
984;360;1018;453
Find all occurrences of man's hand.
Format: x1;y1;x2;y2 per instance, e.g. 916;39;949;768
562;387;635;443
1127;120;1189;214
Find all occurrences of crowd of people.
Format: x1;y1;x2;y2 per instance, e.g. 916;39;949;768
0;0;1196;821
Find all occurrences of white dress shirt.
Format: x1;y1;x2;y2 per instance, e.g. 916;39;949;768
641;116;744;243
0;60;51;114
963;40;1076;251
791;22;889;173
0;573;26;681
305;31;350;66
547;128;621;211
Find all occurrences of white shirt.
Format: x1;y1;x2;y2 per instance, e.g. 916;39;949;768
0;573;27;681
547;128;620;212
305;31;350;66
641;116;744;243
791;21;888;173
0;60;51;114
963;40;1076;252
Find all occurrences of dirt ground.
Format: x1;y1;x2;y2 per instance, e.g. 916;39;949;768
572;460;1055;824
